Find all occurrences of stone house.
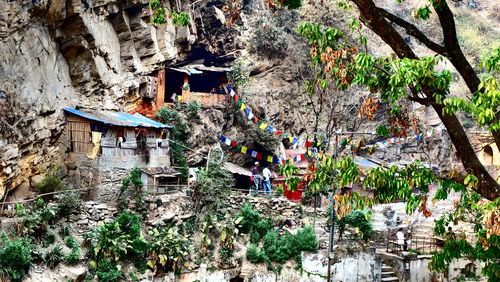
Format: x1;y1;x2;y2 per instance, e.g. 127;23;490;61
63;108;175;201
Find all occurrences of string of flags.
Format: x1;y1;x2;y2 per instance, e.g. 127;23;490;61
219;136;317;164
227;86;327;148
353;125;446;152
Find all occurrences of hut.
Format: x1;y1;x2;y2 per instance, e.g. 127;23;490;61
165;60;229;107
141;167;182;193
64;108;172;169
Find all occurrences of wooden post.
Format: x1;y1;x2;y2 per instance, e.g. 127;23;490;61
156;70;166;109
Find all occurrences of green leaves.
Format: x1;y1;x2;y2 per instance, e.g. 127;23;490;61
442;50;500;133
149;1;189;26
414;6;431;20
481;47;500;73
171;11;190;27
355;53;374;69
151;7;166;24
281;0;302;9
375;125;389;137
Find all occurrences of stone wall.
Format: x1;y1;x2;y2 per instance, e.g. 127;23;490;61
227;193;303;218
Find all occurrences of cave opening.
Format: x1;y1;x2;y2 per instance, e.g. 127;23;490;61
229;276;244;282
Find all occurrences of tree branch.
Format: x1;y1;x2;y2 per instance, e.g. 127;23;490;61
378;8;447;56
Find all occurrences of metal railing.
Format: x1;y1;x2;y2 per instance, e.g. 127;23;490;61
384;235;443;255
230;187;284;197
145;184;189;194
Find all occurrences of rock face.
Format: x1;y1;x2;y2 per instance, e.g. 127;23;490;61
0;0;240;198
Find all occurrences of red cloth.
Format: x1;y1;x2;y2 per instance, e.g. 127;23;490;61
305;141;312;148
230;141;237;147
256;152;263;160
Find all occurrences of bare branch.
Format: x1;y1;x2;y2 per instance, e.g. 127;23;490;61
378;8;447;56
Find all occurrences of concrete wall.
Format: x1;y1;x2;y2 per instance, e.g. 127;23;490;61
95;154;170;170
379;252;485;282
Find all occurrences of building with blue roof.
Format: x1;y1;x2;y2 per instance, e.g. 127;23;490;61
64;108;172;169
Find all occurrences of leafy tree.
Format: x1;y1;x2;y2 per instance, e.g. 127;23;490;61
429;185;500;281
157;106;189;181
193;149;235;213
118;168;148;218
293;1;500;200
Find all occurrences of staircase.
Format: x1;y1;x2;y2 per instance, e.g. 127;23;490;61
380;263;400;282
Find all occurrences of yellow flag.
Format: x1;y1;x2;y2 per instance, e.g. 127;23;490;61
240;104;247;111
241;146;247;154
289;136;294;143
267;155;273;162
259;123;267;129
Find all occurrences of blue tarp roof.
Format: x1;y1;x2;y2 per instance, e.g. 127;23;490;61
64;108;172;129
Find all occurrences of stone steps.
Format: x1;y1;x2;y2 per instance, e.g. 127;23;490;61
380;263;400;282
380;277;399;282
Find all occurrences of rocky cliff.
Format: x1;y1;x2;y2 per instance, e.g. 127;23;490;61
0;0;243;198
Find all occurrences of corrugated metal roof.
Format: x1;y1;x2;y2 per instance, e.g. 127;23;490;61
64;108;172;128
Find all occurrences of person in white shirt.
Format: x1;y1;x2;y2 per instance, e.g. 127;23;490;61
396;228;405;250
262;166;272;195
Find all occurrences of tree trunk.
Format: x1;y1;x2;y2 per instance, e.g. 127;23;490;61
432;103;500;200
351;0;500;200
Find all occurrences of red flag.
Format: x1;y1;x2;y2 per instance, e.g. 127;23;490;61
305;141;312;148
233;94;239;101
275;131;283;134
256;152;263;160
231;141;237;147
253;117;259;123
300;154;306;159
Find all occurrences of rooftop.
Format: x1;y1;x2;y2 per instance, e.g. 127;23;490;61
64;108;172;129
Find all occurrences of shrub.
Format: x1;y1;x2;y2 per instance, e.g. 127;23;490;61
250;218;274;243
16;199;58;237
245;226;318;265
118;168;147;218
194;150;235;212
45;244;64;268
34;174;63;195
57;191;81;216
59;225;73;237
186;101;201;118
246;244;268;263
96;258;123;282
64;235;78;249
235;204;273;242
248;22;288;59
42;231;56;247
147;227;190;273
156;106;190;181
248;126;280;155
235;204;260;234
86;211;148;263
337;210;373;242
64;247;82;264
0;236;33;281
228;59;251;87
